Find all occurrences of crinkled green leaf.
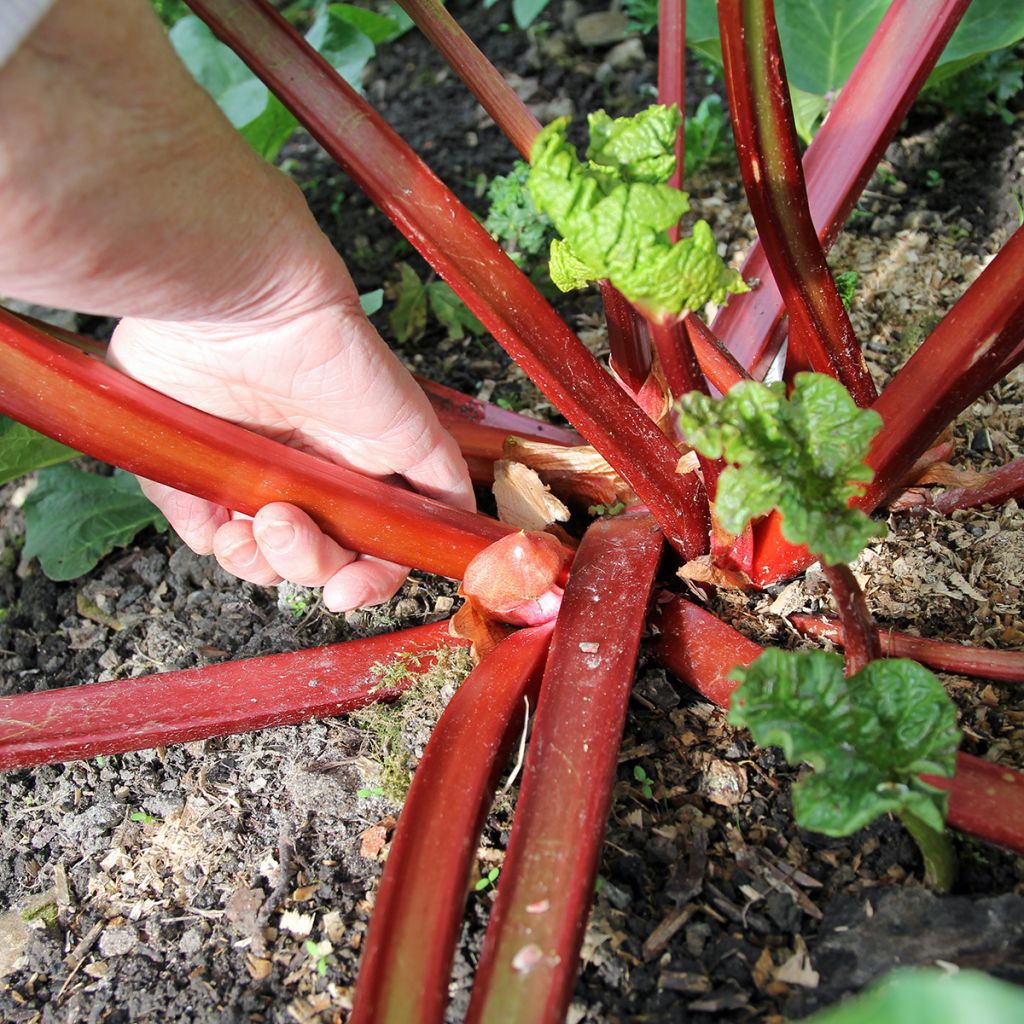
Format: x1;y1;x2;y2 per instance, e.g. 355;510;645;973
729;649;959;836
0;417;77;486
586;106;683;185
388;263;427;343
678;372;884;564
23;466;168;581
527;110;747;319
800;968;1024;1024
484;160;554;266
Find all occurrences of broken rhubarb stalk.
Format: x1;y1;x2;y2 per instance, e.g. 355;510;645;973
466;512;663;1023
350;623;553;1024
0;311;510;579
0;622;460;771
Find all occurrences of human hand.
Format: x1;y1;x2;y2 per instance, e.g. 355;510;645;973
108;276;475;612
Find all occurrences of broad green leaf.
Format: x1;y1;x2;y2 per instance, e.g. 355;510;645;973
326;3;403;45
359;288;384;316
388;263;427;343
930;0;1024;85
22;466;168;581
798;968;1024;1024
730;650;959;836
527;110;747;318
0;417;78;487
513;0;551;30
306;8;376;88
678;372;884;564
790;85;829;145
426;282;485;341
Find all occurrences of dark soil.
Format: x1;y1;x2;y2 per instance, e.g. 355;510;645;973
2;3;1023;1022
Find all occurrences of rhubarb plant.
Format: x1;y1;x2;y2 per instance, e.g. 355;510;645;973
681;371;959;886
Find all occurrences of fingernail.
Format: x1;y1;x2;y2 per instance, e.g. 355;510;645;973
221;538;258;567
257;520;295;550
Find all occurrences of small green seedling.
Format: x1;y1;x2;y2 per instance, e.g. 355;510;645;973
130;810;158;825
474;866;501;892
357;785;385;799
588;501;626;518
633;764;655;799
304;939;332;977
925;168;945;190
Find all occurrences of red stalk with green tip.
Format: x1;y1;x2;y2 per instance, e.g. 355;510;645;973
0;622;459;771
466;512;662;1023
821;563;881;677
0;311;510;579
713;0;971;378
717;0;875;406
651;597;1024;856
658;0;686;215
351;624;553;1024
186;0;711;561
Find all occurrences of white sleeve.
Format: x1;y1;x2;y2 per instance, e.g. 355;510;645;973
0;0;57;68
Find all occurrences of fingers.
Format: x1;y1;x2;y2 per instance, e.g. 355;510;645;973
250;503;356;584
399;428;478;513
322;557;409;613
138;478;230;556
212;519;283;586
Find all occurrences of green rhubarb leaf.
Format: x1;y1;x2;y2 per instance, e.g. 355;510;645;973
729;649;959;836
23;466;168;581
0;417;77;486
527;108;747;319
426;281;485;341
678;372;884;564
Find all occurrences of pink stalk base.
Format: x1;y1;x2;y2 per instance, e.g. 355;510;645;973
0;623;459;771
466;513;663;1023
789;615;1024;684
351;624;553;1024
652;597;1024;854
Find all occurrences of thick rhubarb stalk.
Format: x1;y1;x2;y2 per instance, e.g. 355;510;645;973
0;622;458;771
713;0;970;378
651;596;1024;854
789;615;1024;684
187;0;710;560
717;0;875;406
350;624;553;1024
466;513;663;1023
601;280;653;395
684;313;751;394
0;312;509;578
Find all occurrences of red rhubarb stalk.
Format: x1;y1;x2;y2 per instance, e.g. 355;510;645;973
601;280;653;395
466;512;663;1023
0;312;510;578
350;623;553;1024
186;0;711;560
0;622;459;771
789;615;1024;684
684;313;752;394
821;563;881;676
652;597;1024;854
717;0;875;406
930;456;1024;514
658;0;686;217
393;0;539;161
713;0;970;378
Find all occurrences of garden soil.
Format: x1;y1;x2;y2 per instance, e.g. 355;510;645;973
2;3;1023;1022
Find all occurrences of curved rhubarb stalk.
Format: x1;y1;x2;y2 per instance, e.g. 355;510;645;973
0;312;510;579
466;513;663;1023
651;596;1024;854
186;0;711;560
712;0;970;378
0;622;459;771
717;0;875;406
350;623;553;1024
789;615;1024;684
930;456;1024;515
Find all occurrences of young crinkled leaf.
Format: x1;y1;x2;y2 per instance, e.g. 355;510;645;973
730;649;959;835
678;372;884;564
527;106;747;320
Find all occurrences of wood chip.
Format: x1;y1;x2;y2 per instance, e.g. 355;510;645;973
493;460;570;531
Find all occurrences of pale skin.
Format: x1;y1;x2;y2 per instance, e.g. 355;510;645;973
0;0;476;610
